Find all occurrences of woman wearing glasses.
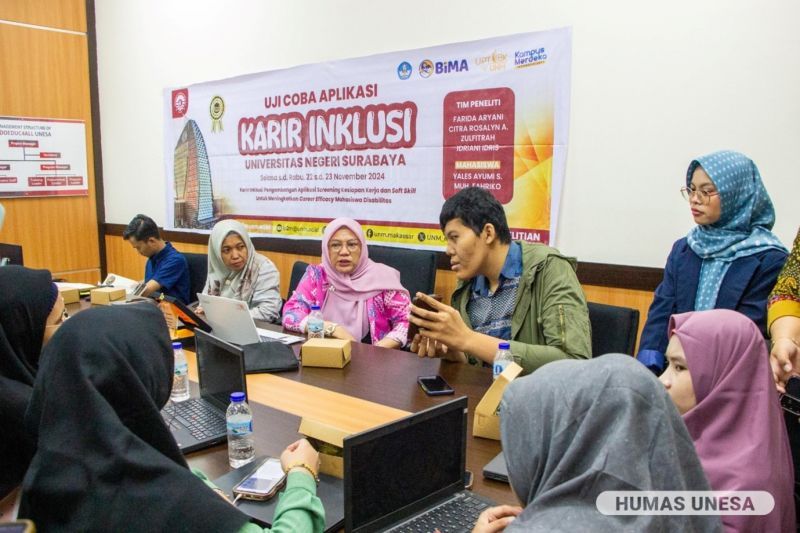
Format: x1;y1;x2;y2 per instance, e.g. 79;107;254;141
637;150;787;375
0;266;68;498
282;217;411;348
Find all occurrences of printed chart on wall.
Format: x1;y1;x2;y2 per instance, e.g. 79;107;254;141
0;116;89;198
164;27;571;248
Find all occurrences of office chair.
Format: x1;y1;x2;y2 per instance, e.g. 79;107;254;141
587;301;640;356
0;243;23;266
183;252;208;302
288;260;310;299
368;245;437;298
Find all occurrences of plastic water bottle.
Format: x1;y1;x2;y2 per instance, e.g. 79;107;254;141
170;341;190;402
307;305;324;339
493;342;514;380
227;392;255;468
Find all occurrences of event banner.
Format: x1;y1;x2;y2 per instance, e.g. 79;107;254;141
164;28;571;248
0;116;89;198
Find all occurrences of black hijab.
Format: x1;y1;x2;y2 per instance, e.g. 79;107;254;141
501;354;722;532
19;304;250;532
0;266;56;497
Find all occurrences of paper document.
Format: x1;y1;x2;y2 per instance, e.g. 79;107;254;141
55;282;96;290
256;327;305;345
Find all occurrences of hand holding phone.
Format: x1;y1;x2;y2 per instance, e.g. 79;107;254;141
418;375;455;396
232;457;286;501
407;294;443;340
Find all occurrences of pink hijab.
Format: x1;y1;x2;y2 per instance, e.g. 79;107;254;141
321;218;407;340
671;309;795;532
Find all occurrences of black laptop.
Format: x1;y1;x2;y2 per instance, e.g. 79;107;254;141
161;329;247;453
344;396;494;533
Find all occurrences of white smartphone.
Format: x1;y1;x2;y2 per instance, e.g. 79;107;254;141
232;457;287;501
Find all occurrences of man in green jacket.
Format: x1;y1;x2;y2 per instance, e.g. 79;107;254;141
410;187;591;374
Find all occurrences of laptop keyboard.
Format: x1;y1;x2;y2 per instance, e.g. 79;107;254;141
389;492;491;533
162;399;226;440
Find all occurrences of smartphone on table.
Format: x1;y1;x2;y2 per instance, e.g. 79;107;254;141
407;294;443;340
418;375;455;396
232;457;287;501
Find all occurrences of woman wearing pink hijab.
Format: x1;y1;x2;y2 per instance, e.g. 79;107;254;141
660;309;795;532
282;218;411;348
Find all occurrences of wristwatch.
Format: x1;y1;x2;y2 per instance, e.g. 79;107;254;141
324;322;338;336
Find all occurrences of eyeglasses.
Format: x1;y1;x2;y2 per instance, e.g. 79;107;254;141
329;240;361;253
680;186;720;204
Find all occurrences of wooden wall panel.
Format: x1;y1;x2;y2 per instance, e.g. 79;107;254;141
0;16;99;281
0;0;86;33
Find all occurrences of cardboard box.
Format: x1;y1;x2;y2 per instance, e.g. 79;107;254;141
90;286;126;306
298;417;349;478
473;362;523;440
301;338;351;368
58;287;81;305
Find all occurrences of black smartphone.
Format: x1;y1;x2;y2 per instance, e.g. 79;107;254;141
408;294;443;340
418;375;455;396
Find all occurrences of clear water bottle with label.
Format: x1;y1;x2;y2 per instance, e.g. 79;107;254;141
307;305;324;339
170;341;190;402
493;342;514;380
226;392;255;468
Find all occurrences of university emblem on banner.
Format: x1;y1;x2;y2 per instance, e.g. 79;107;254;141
210;96;225;132
171;89;188;118
397;61;412;80
418;59;433;78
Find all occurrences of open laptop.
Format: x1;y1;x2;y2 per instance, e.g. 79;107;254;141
198;293;304;345
161;329;247;453
344;396;494;533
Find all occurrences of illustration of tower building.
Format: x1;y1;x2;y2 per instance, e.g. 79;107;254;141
173;119;217;228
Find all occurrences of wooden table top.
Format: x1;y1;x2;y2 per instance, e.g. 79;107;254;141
184;331;515;505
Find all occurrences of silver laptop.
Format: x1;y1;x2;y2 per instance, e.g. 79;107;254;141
198;293;303;345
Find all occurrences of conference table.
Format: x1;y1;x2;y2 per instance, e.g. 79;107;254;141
182;326;516;506
61;300;515;504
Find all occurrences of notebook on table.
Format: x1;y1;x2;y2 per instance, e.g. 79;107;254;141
344;396;495;533
161;329;247;453
198;293;304;345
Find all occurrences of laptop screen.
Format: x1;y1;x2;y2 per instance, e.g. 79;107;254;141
195;329;247;411
344;396;468;532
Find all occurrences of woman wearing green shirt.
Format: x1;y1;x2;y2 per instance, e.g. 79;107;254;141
18;304;325;532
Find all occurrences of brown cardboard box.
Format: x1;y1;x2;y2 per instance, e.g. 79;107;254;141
90;286;126;305
301;338;351;368
58;287;81;305
298;417;349;478
473;362;523;440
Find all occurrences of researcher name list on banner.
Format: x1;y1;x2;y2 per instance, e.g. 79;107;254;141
0;117;89;198
163;27;571;248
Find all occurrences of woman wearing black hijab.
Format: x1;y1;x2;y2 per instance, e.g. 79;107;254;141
0;266;64;497
19;304;325;532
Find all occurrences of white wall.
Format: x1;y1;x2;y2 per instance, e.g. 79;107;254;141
95;0;800;267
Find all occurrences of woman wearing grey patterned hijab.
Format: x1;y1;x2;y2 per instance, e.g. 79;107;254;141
473;354;721;532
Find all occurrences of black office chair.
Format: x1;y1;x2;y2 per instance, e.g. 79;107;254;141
0;243;23;266
368;245;437;298
287;260;310;299
587;301;640;356
183;252;208;302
